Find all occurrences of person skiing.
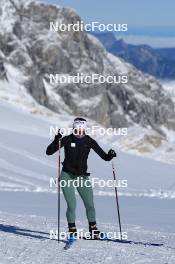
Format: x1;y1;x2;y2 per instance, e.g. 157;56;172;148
46;117;116;239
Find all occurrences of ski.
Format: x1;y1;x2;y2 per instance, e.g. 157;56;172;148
105;238;163;247
83;237;163;247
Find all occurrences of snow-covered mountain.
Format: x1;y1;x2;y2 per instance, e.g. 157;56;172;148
0;0;175;164
0;0;175;130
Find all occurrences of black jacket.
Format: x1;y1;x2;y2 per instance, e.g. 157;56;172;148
46;134;112;176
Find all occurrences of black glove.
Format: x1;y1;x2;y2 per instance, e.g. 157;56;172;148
54;131;62;141
108;149;117;159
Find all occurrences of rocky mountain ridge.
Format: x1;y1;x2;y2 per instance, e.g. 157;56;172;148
0;0;175;137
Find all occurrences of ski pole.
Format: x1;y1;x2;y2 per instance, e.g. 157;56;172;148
112;160;123;240
57;139;61;242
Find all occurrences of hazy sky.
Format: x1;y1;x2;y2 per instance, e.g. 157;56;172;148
44;0;175;47
44;0;175;28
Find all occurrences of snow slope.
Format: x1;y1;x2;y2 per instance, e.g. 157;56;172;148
0;211;174;264
0;99;175;198
0;60;175;166
0;99;175;263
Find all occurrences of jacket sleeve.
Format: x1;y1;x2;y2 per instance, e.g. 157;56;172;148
46;136;66;155
90;138;112;161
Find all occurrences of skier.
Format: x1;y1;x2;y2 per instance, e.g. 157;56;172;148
46;117;116;239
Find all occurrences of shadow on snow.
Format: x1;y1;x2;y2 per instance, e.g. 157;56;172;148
0;224;49;240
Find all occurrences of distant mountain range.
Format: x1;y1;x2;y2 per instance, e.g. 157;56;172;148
92;32;175;79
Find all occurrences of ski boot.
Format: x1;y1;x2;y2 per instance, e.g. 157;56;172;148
89;223;101;240
89;223;108;240
68;224;78;241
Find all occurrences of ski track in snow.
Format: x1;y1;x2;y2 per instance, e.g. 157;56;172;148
0;212;175;264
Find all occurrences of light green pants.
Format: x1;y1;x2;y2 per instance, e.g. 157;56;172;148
61;170;96;224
